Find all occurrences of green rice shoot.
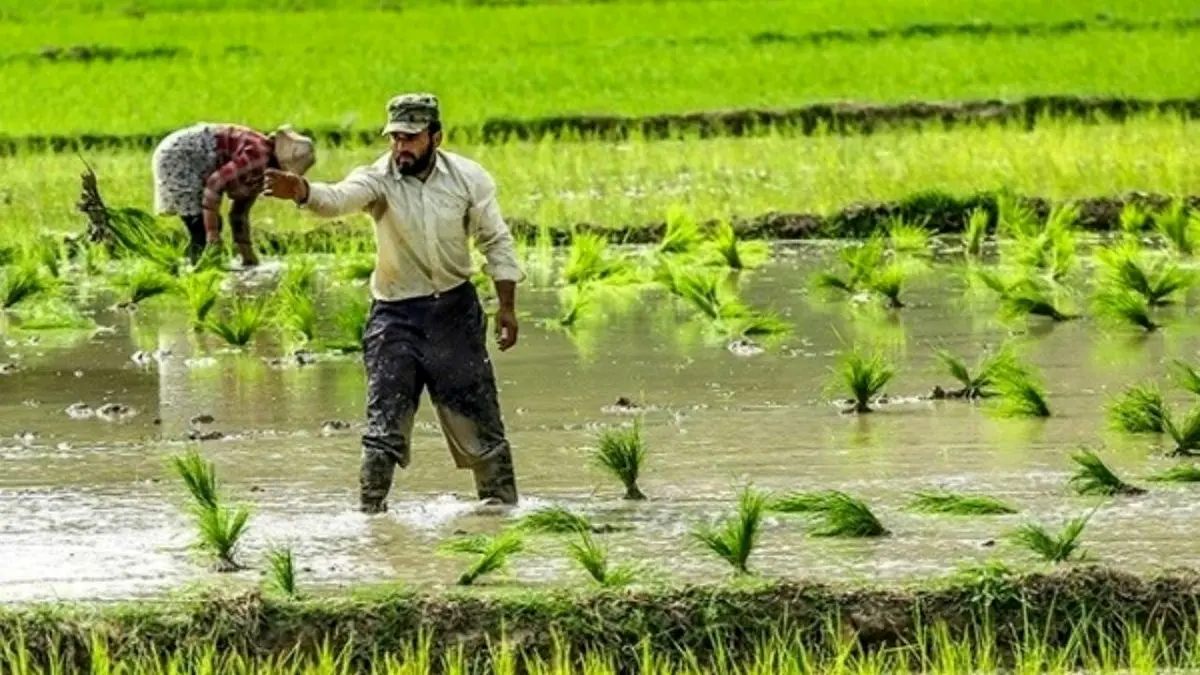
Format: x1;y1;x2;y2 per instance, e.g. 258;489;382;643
905;490;1018;515
1092;288;1159;332
567;531;637;588
1068;447;1146;496
830;346;894;413
1007;511;1093;563
1106;382;1167;435
865;263;907;309
1164;406;1200;456
1147;465;1200;483
192;501;251;572
706;218;769;270
1153;201;1197;256
886;215;932;255
991;366;1052;418
12;299;94;331
934;343;1019;398
204;295;269;347
767;490;839;514
176;269;224;329
324;291;371;353
690;485;767;575
439;530;524;586
808;492;889;538
115;260;175;304
265;546;298;597
169;448;220;511
274;287;318;343
657;205;703;256
563;233;639;286
0;262;48;310
592;420;648;500
1095;243;1193;306
1170;360;1200;396
517;506;596;535
962;207;989;258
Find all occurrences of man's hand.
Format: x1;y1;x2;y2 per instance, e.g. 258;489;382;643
263;169;308;202
494;306;519;351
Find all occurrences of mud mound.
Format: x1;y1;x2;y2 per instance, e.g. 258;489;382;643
2;96;1198;156
4;566;1200;671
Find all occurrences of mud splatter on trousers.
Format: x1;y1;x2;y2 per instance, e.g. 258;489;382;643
359;280;517;510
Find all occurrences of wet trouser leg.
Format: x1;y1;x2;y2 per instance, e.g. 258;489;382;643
359;282;518;509
424;283;518;504
181;214;206;262
359;300;426;512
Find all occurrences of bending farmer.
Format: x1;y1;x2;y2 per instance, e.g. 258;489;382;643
151;123;315;267
263;93;525;513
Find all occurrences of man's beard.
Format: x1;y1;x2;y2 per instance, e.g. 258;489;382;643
396;144;436;176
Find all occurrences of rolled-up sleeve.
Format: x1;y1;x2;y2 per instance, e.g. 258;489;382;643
467;170;525;284
301;167;383;218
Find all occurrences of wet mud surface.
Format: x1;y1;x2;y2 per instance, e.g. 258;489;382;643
3;244;1200;602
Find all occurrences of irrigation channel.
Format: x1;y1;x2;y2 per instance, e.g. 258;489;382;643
3;226;1200;606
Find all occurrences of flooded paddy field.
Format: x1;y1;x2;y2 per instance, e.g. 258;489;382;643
3;238;1200;603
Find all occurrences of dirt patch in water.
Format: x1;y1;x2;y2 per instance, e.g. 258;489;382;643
5;565;1200;670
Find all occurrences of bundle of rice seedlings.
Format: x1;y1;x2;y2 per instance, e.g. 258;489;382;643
591;420;647;500
1170;360;1200;396
672;268;788;338
905;490;1018;515
886;214;932;255
555;284;598;328
338;254;375;281
998;279;1077;323
1147;465;1200;482
1164;406;1200;456
0;262;49;309
13;299;95;331
1106;382;1167;434
829;346;894;413
1006;205;1078;282
933;343;1019;399
657;205;703;256
517;505;595;535
1092;288;1159;332
567;531;637;587
991;366;1051;418
265;546;298;597
767;490;838;514
808;492;889;538
812;237;886;295
1119;202;1149;239
690;486;767;575
27;235;65;278
563;233;639;286
273;287;317;343
1153;201;1198;256
115;260;175;304
169;448;250;572
706;218;769;270
864;263;907;309
962;207;990;258
278;257;317;295
1068;448;1145;496
439;530;524;586
204;295;269;347
1007;511;1092;563
995;192;1039;239
326;291;370;353
176;269;223;329
1095;244;1193;306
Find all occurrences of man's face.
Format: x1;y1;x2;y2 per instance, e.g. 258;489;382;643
389;129;439;175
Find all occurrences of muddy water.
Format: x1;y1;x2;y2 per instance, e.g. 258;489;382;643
3;242;1200;603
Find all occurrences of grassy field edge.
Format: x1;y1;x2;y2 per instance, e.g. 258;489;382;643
4;565;1200;670
3;95;1199;155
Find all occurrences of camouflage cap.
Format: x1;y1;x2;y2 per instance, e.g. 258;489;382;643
382;92;440;135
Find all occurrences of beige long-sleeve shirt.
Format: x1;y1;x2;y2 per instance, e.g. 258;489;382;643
300;149;524;301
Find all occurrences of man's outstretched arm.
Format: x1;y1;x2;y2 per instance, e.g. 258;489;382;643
264;167;381;218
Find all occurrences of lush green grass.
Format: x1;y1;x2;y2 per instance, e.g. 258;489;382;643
1;3;1199;137
3;116;1195;245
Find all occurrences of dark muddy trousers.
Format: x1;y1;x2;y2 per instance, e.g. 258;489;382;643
360;280;518;508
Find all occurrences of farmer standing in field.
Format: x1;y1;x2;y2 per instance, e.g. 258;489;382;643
262;93;525;513
151;122;316;267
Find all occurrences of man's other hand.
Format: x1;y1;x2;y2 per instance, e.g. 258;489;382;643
495;307;519;351
263;169;308;202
